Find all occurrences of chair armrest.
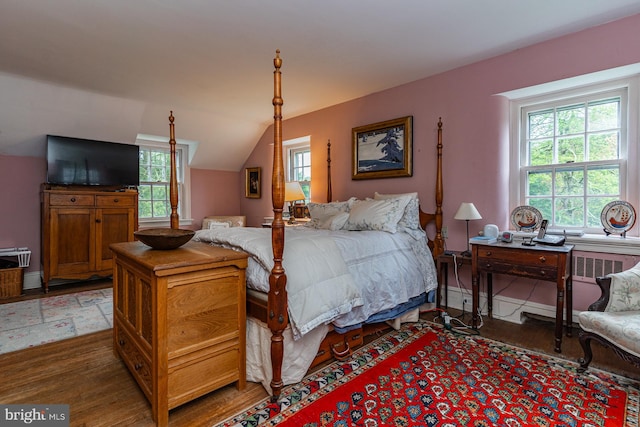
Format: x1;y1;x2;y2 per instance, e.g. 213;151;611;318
589;276;612;312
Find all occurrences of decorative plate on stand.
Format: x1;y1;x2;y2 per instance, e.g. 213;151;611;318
601;201;636;236
510;206;543;232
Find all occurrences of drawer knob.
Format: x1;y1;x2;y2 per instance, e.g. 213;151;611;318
70;197;76;203
119;339;125;346
134;363;142;371
484;263;492;269
539;256;546;263
486;251;492;256
113;198;119;203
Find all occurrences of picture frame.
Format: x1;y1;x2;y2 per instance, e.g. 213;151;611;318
245;167;261;198
352;116;413;180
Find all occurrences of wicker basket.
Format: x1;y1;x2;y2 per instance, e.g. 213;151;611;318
0;266;23;299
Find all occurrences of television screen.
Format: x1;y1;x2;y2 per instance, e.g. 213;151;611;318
46;135;140;187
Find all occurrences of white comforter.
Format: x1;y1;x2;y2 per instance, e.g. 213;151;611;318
193;226;437;339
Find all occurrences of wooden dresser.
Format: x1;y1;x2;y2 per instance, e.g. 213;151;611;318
41;185;138;292
110;240;248;427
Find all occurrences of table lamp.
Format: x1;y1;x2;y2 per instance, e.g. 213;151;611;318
284;182;306;224
454;202;482;257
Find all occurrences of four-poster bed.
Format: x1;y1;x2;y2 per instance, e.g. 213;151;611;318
193;51;445;400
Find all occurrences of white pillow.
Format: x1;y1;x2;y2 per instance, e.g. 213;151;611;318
344;197;409;233
307;197;356;228
315;212;350;230
374;192;421;230
208;221;230;229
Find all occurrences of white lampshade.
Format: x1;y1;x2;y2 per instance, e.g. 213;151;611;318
454;202;482;221
284;182;306;202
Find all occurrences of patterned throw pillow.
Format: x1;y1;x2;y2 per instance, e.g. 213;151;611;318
373;192;420;230
605;262;640;312
307;197;356;229
344;197;410;233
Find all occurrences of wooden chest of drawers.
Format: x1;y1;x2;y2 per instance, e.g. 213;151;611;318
110;241;248;427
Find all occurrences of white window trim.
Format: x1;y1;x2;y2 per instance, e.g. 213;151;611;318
136;136;193;227
284;135;311;201
502;65;640;250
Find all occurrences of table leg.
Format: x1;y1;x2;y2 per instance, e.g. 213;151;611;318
554;283;564;353
487;273;493;318
566;275;573;337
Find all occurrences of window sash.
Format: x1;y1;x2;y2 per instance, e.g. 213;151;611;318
518;87;628;231
287;142;311;203
138;146;184;220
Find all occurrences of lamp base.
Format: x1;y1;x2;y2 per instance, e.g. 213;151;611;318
460;250;471;257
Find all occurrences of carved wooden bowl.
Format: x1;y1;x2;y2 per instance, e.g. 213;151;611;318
134;228;195;250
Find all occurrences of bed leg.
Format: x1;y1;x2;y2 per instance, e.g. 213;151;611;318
270;329;285;402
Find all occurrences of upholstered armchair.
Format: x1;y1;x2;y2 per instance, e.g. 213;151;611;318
577;263;640;372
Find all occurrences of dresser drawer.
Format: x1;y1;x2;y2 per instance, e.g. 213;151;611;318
116;327;152;398
96;194;135;207
49;193;95;206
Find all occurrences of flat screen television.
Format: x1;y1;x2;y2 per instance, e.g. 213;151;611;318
46;135;140;187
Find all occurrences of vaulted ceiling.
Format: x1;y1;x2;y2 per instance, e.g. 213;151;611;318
1;1;640;170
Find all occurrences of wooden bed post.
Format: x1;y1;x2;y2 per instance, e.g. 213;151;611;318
433;118;445;257
168;111;179;230
268;50;288;401
327;140;332;203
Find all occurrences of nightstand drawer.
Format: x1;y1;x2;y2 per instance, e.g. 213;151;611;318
477;246;559;267
477;259;558;280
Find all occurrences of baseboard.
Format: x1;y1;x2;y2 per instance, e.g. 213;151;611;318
23;271;41;290
443;288;576;326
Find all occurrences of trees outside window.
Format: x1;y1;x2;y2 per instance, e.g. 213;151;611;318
518;87;628;231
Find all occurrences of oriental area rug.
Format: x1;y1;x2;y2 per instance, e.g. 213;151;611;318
219;321;640;427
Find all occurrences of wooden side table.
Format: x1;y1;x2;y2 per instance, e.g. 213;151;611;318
436;251;471;309
471;241;573;353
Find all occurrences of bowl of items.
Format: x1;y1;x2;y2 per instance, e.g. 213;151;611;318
134;228;195;250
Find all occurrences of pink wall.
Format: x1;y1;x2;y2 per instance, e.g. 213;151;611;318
0;156;46;273
189;168;241;229
240;14;640;311
242;13;640;240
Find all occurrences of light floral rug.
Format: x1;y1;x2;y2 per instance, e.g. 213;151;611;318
0;288;112;354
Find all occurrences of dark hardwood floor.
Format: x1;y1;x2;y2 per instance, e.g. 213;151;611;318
1;280;638;426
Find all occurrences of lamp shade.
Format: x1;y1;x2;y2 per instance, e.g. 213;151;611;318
284;181;306;202
454;202;482;221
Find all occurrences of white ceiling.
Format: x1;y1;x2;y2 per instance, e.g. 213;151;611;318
1;1;640;170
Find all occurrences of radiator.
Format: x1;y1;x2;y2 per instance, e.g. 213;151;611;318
572;253;625;283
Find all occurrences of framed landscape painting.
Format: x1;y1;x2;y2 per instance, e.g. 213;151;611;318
352;116;413;180
245;167;261;198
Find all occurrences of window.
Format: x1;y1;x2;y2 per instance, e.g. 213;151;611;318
137;139;191;225
511;77;637;233
285;136;311;202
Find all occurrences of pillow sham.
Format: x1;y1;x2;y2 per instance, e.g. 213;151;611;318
374;191;420;230
208;221;231;229
315;212;350;230
344;197;409;233
307;197;356;228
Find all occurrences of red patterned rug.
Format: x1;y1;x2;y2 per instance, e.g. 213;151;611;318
219;322;639;426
